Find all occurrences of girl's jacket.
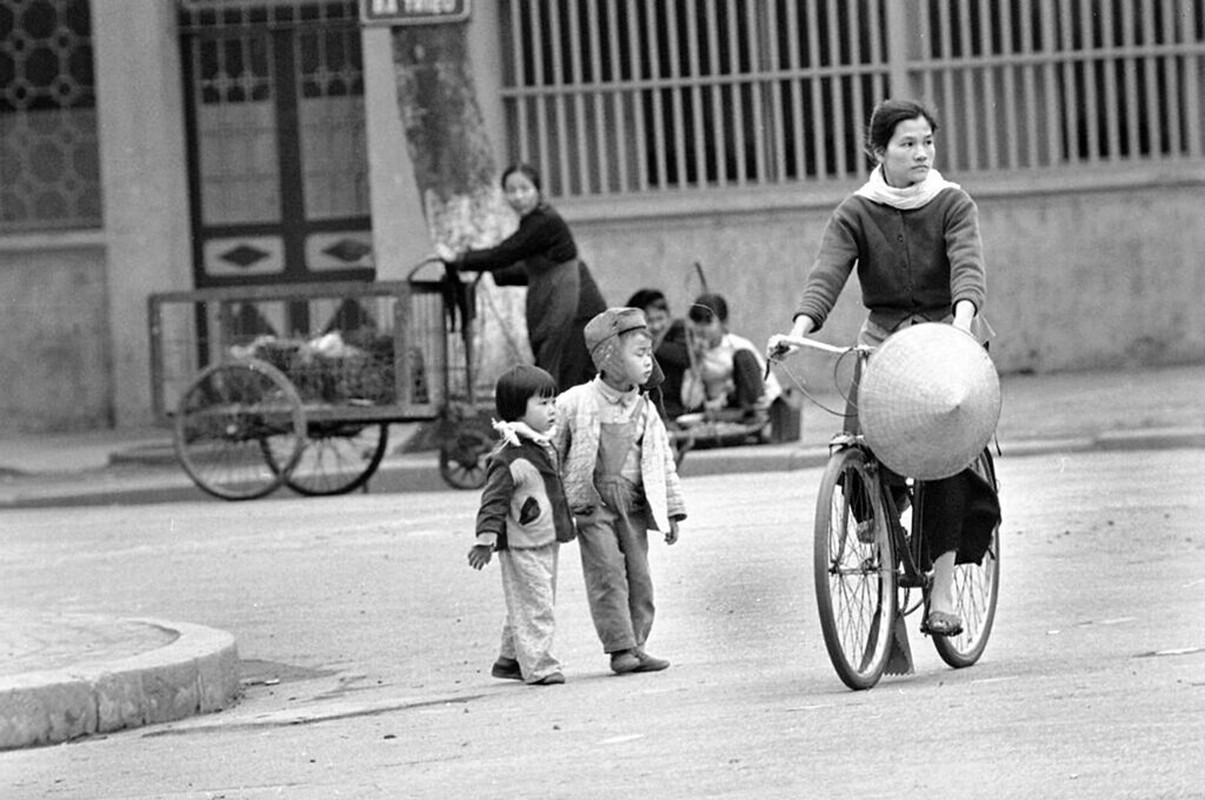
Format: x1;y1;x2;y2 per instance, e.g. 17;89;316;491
474;426;576;551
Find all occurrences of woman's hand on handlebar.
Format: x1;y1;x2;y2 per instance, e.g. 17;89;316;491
952;300;976;334
766;316;816;361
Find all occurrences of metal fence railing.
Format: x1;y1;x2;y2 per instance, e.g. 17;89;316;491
499;0;1205;199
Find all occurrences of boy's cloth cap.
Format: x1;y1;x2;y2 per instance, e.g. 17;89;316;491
584;307;648;353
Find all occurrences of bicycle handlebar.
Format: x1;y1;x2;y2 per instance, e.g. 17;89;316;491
766;334;868;358
764;334;870;381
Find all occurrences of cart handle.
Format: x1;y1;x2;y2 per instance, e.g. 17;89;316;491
407;255;446;281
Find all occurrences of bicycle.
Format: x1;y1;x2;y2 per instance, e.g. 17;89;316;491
768;333;1001;690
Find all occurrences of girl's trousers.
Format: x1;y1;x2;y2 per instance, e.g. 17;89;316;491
498;543;562;682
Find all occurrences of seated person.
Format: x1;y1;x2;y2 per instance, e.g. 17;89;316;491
625;289;690;420
680;293;781;424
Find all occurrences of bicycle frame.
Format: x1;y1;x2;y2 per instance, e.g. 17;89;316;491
770;332;1001;689
830;434;932;606
772;333;934;597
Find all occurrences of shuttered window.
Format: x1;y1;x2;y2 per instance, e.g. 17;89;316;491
499;0;1205;199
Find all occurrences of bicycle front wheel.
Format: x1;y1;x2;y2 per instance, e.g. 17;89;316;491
932;449;1001;668
814;446;898;690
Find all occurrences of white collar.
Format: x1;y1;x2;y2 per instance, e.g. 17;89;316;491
594;376;641;409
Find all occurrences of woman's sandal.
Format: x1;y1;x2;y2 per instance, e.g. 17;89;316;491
923;610;964;637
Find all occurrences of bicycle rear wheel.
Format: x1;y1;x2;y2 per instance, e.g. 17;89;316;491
814;446;898;690
932;449;1001;668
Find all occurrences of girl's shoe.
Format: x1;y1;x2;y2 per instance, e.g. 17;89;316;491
491;657;523;680
531;672;565;685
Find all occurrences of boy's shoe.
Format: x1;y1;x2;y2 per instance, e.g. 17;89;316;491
531;672;565;685
633;650;670;672
491;657;523;681
609;650;641;674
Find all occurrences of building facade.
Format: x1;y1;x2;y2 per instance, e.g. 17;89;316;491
2;0;1203;432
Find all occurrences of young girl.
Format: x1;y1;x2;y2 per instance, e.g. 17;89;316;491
552;308;687;674
468;365;576;685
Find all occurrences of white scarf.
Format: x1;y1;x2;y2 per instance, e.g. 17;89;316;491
854;165;960;210
492;418;555;448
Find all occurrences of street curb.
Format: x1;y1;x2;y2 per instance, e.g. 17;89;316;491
2;427;1203;509
0;617;239;750
675;427;1205;477
1093;427;1205;451
101;426;1205;474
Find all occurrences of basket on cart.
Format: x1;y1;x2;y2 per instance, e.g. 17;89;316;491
148;262;495;500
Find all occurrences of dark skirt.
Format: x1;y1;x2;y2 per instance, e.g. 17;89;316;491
918;450;1000;566
527;258;606;391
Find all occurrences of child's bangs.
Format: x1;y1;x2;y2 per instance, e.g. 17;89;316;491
531;370;558;398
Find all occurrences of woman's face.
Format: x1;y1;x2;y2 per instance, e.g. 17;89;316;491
876;115;935;188
644;306;670;338
503;171;541;217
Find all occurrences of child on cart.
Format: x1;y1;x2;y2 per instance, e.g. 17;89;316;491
552;308;687;674
679;293;781;426
467;365;576;685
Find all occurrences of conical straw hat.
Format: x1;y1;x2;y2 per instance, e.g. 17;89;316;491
859;323;1001;480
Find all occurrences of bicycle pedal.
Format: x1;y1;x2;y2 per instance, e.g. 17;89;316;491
855;520;877;544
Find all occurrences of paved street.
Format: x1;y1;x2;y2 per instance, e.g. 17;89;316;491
2;450;1204;798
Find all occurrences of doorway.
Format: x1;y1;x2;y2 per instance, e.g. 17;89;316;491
179;1;373;290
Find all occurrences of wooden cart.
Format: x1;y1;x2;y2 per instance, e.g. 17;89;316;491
148;262;494;500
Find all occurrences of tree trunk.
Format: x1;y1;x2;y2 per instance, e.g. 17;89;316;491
389;23;530;393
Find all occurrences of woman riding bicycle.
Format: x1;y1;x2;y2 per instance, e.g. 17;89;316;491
773;98;1000;637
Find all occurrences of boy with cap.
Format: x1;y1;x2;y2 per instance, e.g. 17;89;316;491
551;307;687;674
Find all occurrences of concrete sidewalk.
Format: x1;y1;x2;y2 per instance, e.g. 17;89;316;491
1;362;1203;750
3;362;1204;487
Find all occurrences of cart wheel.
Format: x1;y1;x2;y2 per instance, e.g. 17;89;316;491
439;416;494;490
271;421;389;496
174;359;305;500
